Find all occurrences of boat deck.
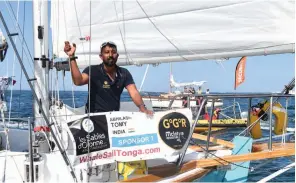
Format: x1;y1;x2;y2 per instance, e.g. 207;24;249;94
120;142;295;182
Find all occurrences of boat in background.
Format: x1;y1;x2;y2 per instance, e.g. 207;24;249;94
142;75;223;110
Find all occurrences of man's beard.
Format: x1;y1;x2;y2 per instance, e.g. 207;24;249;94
103;57;117;67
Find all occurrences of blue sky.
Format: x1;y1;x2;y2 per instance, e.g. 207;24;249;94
0;1;295;93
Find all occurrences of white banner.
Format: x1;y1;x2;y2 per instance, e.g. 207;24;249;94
66;108;193;167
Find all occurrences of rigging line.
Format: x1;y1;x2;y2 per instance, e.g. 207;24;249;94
195;143;254;171
61;1;76;109
1;9;21;183
4;1;35;64
11;156;25;182
62;73;69;121
114;3;136;65
136;0;190;62
73;0;88;66
121;0;126;49
113;1;132;65
18;1;26;118
8;0;21;134
3;1;39;86
282;97;289;144
235;93;294;140
139;64;149;92
86;1;92;176
135;2;246;63
56;71;60;102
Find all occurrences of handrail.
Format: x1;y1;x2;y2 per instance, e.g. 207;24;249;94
169;93;294;99
176;98;208;168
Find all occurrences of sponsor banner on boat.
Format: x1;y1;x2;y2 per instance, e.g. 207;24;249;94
67;115;110;156
195;119;247;127
66;108;192;167
158;112;191;150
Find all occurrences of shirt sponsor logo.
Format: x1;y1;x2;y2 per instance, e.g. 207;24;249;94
103;81;110;88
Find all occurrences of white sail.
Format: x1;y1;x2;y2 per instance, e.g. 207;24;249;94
51;0;295;69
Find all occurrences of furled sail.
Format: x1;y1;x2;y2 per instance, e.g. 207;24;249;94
170;75;206;88
51;0;295;69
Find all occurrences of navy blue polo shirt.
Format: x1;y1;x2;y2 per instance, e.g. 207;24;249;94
82;64;135;112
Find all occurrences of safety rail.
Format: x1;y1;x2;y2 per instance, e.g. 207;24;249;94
0;93;294;172
174;93;294;169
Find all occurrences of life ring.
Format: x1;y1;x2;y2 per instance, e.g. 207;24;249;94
34;126;50;132
203;108;221;120
250;101;287;139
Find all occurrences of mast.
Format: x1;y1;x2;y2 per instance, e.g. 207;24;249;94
33;0;49;125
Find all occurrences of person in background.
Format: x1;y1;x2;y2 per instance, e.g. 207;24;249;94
197;86;202;95
188;87;195;94
191;87;196;94
184;86;188;93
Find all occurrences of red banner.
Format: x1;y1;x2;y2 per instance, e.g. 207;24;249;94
234;56;246;90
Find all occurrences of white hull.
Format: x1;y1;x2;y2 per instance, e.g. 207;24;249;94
0;149;231;183
0;103;233;182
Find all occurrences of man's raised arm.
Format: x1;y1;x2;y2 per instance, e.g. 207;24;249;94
64;41;89;86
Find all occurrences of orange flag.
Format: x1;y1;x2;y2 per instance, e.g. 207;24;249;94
234;56;246;90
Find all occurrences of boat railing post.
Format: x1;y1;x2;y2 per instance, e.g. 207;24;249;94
168;94;178;109
28;117;34;183
176;98;208;168
268;97;273;151
187;95;190;108
246;98;252;136
205;98;215;158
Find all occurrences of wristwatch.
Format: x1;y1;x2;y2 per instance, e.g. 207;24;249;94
138;104;146;109
69;56;78;61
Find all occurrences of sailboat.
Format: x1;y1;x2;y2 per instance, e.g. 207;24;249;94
142;73;224;110
0;1;294;182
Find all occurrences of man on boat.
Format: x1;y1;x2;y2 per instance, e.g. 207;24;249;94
64;41;153;115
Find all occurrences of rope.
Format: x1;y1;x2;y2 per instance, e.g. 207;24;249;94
7;0;21;144
256;162;295;183
4;1;35;71
11;156;25;182
62;74;68;121
135;1;220;63
72;0;87;66
86;1;92;180
61;0;76;110
282;97;289;144
194;143;254;171
121;0;128;65
139;64;149;92
18;1;26;118
113;1;134;65
1;1;21;182
4;0;48;105
136;1;189;62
